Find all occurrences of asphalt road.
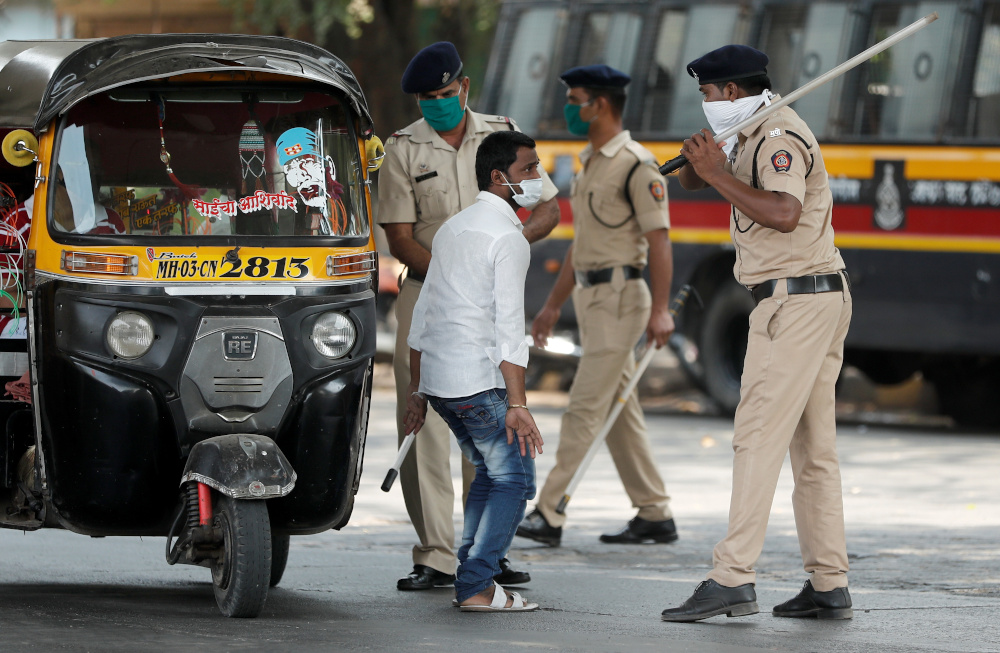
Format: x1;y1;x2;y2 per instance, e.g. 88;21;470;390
1;374;998;652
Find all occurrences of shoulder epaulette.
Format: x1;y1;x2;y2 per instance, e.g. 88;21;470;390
485;115;518;131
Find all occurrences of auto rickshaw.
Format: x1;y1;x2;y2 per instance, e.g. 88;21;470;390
0;34;385;618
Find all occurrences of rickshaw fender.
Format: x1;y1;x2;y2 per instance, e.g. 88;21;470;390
180;434;297;500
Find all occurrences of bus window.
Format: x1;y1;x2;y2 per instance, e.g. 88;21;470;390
576;11;643;77
854;2;961;140
972;3;1000;139
495;7;568;134
665;5;751;137
640;10;688;133
758;3;852;138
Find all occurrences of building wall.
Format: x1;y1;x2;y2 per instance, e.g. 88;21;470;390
54;0;238;38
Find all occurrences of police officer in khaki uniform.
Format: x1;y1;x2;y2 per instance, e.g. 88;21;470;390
661;46;853;623
516;65;678;548
378;42;560;591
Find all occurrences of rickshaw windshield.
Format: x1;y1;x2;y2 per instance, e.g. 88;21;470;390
50;88;368;239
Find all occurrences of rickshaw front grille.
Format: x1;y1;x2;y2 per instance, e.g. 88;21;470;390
213;377;265;393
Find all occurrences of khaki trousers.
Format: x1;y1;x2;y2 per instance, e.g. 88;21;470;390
394;278;475;575
708;276;852;592
537;277;672;528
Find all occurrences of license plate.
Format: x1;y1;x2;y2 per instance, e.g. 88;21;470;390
223;331;258;360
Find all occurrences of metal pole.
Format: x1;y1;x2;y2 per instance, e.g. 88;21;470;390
659;12;939;175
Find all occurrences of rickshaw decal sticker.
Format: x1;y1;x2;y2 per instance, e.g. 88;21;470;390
191;191;297;219
133;202;178;230
277;127;350;236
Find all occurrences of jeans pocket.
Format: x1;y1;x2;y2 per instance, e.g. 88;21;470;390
444;392;500;436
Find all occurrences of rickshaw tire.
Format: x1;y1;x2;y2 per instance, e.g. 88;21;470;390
211;494;272;618
270;533;290;587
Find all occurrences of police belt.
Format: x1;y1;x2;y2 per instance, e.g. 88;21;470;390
751;272;848;306
407;270;425;283
575;265;643;288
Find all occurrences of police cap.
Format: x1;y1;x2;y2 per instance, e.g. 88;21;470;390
559;64;630;89
401;41;464;94
686;45;769;85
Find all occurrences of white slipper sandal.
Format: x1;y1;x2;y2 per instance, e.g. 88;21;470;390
459;582;539;612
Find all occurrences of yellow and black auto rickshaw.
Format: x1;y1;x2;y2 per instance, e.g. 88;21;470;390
0;33;384;617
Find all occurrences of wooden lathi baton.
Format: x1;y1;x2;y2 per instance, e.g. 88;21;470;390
555;285;694;515
659;12;939;175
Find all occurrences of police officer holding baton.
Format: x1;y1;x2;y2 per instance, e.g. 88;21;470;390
378;42;560;591
660;45;854;623
517;65;678;548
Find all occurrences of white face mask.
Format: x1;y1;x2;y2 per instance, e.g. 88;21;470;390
702;90;774;157
500;172;545;208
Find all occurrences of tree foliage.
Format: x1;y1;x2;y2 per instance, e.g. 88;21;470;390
222;0;499;135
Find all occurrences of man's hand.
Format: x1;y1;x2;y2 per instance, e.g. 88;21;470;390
646;306;676;349
531;305;560;348
505;407;544;458
402;383;427;435
681;129;728;185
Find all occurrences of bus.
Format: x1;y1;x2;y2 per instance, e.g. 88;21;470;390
480;0;1000;428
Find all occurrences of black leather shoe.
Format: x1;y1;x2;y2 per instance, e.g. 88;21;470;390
396;565;456;591
600;517;678;544
515;510;562;547
773;580;853;619
493;557;531;585
661;579;759;622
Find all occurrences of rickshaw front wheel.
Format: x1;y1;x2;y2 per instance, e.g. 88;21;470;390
210;494;272;618
270;533;290;588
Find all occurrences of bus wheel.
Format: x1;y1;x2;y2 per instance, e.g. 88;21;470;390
211;494;272;617
700;281;754;414
928;359;1000;429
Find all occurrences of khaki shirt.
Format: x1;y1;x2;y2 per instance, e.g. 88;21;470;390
728;100;845;286
377;109;558;251
570;130;670;271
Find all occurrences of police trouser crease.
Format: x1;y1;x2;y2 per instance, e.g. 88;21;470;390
394;278;475;574
537;278;671;528
708;278;852;592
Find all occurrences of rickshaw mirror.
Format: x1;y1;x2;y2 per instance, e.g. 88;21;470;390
2;129;39;167
365;135;385;172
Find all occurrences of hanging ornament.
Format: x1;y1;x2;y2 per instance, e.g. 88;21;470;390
239;119;266;195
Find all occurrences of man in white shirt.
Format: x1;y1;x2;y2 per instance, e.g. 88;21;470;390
403;130;544;612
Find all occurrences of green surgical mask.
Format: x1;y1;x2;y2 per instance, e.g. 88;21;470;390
419;95;466;132
563;102;593;136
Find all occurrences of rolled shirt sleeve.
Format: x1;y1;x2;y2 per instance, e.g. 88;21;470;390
757;135;810;205
628;161;671;234
486;232;531;369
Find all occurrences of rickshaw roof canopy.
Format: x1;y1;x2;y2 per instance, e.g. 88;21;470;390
0;33;374;134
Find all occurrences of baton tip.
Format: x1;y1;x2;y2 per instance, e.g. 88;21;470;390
381;468;399;493
555;496;569;515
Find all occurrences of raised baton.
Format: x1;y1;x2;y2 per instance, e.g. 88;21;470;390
659;12;939;175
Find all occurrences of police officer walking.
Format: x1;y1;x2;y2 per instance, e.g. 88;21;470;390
660;46;854;622
516;65;678;548
378;42;560;591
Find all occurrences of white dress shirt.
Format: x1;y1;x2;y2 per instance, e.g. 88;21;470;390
408;190;531;399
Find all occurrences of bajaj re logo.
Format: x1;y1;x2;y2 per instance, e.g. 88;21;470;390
223;331;258;360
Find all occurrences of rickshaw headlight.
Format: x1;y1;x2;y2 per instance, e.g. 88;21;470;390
106;311;155;359
311;312;356;359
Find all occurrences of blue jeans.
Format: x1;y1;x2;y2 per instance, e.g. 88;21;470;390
428;388;536;602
